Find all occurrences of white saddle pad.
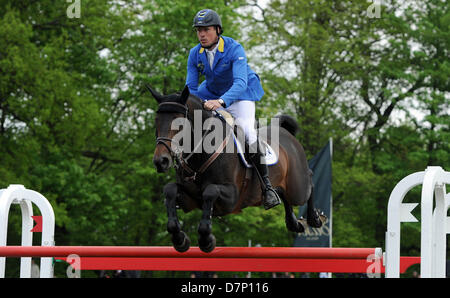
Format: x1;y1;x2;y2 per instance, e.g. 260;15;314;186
214;110;278;167
232;134;278;167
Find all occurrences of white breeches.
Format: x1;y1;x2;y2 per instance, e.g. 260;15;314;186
218;100;258;145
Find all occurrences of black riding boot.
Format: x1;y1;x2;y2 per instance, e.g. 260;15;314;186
249;141;281;210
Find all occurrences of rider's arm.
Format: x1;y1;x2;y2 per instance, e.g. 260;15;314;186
220;45;248;107
186;48;200;97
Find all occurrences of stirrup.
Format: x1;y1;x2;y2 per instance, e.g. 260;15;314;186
263;187;281;210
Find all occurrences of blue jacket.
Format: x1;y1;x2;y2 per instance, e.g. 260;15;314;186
186;36;264;107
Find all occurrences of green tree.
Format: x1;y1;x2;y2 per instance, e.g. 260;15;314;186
245;0;375;155
245;0;449;250
0;0;252;277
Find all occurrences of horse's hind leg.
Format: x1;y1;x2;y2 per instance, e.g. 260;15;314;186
164;182;190;252
198;184;220;253
306;186;324;228
277;187;305;233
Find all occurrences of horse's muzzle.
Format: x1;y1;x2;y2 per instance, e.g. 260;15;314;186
153;155;172;173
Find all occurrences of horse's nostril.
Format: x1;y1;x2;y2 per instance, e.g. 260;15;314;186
154;155;171;173
161;156;169;167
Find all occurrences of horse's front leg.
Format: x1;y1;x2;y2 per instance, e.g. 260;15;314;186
164;182;190;252
198;184;221;253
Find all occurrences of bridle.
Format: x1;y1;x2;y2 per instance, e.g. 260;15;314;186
155;102;188;159
155;101;231;182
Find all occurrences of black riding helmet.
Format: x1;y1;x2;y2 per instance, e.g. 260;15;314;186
193;9;223;35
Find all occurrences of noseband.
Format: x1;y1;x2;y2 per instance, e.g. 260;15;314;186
155;101;231;182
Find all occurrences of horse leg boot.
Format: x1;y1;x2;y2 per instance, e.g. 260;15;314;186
249;140;281;210
198;184;219;253
163;183;190;252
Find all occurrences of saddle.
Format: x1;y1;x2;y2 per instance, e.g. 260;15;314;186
215;110;278;167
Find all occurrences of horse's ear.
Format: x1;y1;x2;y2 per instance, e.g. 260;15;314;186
145;84;163;103
180;85;190;105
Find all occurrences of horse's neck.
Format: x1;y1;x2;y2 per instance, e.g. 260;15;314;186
186;96;209;119
186;95;202;109
181;97;209;160
181;96;232;171
186;96;214;146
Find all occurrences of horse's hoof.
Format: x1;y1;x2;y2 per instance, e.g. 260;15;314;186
199;234;216;253
172;231;190;253
285;218;305;233
296;218;307;233
307;209;326;228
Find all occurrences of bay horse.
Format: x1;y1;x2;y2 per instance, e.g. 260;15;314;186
149;85;323;253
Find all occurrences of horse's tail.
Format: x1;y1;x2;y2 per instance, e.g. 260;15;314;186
274;114;299;136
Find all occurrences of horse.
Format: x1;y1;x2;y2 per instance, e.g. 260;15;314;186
148;85;324;253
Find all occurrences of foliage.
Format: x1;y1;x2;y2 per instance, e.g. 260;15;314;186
0;0;448;277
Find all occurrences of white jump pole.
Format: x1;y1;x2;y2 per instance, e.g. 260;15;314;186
0;185;55;278
385;166;450;278
385;171;422;277
420;167;450;277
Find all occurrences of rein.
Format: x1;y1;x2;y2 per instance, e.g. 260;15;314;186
156;101;231;182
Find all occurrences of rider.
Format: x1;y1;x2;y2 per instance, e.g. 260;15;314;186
186;9;281;210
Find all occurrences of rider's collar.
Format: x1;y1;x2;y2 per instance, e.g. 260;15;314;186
205;41;219;54
199;37;224;54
